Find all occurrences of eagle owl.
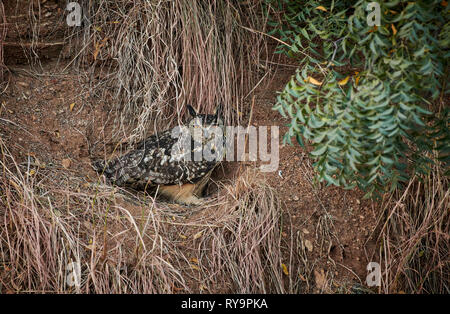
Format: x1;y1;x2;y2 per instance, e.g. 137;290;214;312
93;105;224;205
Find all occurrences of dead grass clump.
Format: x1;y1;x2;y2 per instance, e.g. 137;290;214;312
176;169;290;293
64;0;266;143
0;135;288;293
0;1;6;87
0;138;187;293
3;0;266;144
375;163;449;293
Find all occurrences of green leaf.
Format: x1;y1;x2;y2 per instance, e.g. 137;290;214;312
311;144;328;156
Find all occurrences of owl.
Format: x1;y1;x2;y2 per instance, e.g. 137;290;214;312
93;105;224;205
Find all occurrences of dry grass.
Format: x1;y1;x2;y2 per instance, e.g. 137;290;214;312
4;0;266;143
371;163;449;294
61;0;266;144
0;137;291;293
0;1;6;88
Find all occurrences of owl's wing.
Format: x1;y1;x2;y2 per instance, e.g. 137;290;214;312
94;130;219;187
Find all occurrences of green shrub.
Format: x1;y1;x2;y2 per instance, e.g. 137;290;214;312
266;0;449;197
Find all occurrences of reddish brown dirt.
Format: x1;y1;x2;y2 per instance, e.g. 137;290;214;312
1;63;111;177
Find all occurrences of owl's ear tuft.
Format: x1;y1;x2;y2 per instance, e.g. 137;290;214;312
187;105;197;117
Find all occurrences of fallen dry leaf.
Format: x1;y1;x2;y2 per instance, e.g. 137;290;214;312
93;37;108;61
354;71;361;86
281;263;289;275
193;230;203;240
306;76;322;86
338;76;350;86
391;24;397;36
368;25;378;33
190;264;200;271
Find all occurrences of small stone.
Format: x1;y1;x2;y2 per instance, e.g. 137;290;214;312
17;81;29;87
62;158;71;169
304;239;313;252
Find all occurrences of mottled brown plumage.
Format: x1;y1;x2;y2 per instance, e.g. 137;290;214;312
93;105;224;205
